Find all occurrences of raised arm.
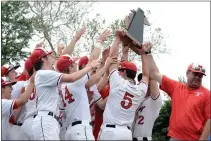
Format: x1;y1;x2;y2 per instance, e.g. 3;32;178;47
108;30;123;73
97;72;109;92
149;79;160;99
61;59;100;83
61;27;86;55
121;44;129;61
85;57;117;89
88;30;111;63
141;43;163;84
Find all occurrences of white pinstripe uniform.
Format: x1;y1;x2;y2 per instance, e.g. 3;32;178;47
98;69;148;140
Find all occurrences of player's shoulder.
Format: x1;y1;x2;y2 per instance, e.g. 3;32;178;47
2;99;13;107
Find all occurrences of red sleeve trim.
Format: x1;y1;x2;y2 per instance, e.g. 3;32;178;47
12;100;19;110
151;93;160;100
57;74;63;86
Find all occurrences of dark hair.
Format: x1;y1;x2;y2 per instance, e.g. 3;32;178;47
33;56;47;71
28;68;34;77
78;65;83;70
62;67;70;74
126;69;136;80
137;73;143;82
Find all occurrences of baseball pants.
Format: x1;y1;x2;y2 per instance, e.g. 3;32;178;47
7;124;21;140
98;124;132;140
32;111;60;140
65;120;94;140
20;116;34;140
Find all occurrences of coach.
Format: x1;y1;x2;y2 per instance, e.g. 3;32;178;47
142;44;210;140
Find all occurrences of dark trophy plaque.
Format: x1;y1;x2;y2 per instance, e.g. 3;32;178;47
124;8;150;55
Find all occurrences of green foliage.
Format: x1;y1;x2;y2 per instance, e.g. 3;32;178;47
1;1;33;65
152;99;171;141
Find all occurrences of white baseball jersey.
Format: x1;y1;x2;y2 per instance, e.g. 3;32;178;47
132;94;162;137
35;70;63;114
103;69;148;127
60;74;93;125
11;81;25;99
2;99;16;140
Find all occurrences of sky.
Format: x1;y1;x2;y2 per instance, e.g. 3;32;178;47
90;2;210;89
16;2;210;90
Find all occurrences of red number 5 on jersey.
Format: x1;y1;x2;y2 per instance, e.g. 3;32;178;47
121;92;134;109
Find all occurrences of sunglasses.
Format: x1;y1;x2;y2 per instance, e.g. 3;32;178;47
193;66;206;73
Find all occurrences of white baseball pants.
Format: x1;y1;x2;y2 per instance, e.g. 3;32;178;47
65;120;94;140
20;116;34;140
32;111;60;140
98;124;132;140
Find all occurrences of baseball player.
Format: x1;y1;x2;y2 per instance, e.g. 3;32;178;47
56;54;113;140
2;63;29;140
132;73;163;141
98;30;150;140
30;47;100;140
1;75;35;140
19;57;38;140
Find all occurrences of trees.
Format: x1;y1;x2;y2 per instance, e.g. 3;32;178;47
1;1;33;65
152;76;186;141
27;1;106;56
2;1;169;69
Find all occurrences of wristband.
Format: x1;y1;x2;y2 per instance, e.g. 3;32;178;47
145;50;151;54
95;41;102;49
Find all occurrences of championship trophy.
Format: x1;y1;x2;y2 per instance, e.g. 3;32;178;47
124;8;150;55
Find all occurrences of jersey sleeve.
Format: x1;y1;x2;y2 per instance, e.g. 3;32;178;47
137;81;148;97
159;75;179;98
39;70;63;87
150;93;163;109
2;99;14;115
109;69;123;90
11;81;25;99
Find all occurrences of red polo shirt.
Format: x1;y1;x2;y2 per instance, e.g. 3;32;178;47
160;75;210;140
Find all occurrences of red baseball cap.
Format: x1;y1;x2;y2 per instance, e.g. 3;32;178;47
187;63;206;76
78;56;89;67
1;77;17;87
24;57;33;73
16;72;30;81
30;47;53;64
56;54;79;72
1;64;20;76
118;61;137;72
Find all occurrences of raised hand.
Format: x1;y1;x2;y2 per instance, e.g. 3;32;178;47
97;29;111;42
35;38;45;48
102;47;110;63
74;27;86;41
90;59;101;69
142;42;152;52
104;57;118;69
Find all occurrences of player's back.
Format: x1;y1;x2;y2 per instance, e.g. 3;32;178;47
103;70;147;127
132;95;162;137
60;75;91;126
35;70;62;114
